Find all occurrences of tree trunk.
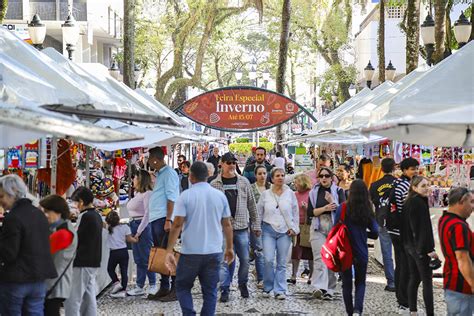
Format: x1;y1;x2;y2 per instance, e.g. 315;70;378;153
123;0;136;88
433;0;448;63
470;3;474;41
0;0;7;24
275;0;291;153
378;0;386;83
405;0;421;74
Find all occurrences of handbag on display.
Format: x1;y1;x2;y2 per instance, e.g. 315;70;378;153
299;223;312;248
148;234;180;276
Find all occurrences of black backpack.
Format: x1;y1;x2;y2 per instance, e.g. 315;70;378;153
385;180;402;236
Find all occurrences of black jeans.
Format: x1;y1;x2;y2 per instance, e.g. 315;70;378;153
44;298;64;316
405;246;434;315
107;248;129;290
391;236;409;307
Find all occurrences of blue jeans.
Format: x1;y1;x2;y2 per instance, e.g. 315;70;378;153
445;289;474;316
250;228;264;282
379;227;395;288
176;253;223;316
151;217;175;290
342;258;368;315
0;281;46;316
130;219;156;288
262;223;292;295
220;229;249;291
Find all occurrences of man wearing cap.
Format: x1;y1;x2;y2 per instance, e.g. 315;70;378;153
210;152;261;302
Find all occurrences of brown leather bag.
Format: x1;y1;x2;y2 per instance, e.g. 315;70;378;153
148;247;180;276
148;234;180;276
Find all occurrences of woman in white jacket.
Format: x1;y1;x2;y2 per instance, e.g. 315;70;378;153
257;168;299;300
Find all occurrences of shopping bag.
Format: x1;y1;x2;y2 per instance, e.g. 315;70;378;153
299;224;312;248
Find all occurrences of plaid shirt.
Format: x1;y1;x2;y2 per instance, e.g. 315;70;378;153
211;174;261;232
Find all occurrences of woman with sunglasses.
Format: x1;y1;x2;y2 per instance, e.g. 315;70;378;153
304;167;346;301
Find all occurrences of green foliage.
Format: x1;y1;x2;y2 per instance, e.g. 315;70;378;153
235;137;250;143
317;64;356;101
229;142;274;155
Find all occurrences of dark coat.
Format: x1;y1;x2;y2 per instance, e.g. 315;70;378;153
401;194;435;257
0;199;57;283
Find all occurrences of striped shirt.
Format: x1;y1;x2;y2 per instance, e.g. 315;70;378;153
438;211;473;294
388;175;410;237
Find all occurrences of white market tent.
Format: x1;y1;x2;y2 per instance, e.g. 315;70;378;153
0;103;142;147
364;42;474;147
0;28;135;113
320;81;394;133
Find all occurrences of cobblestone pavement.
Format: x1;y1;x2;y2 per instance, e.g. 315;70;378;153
97;255;447;315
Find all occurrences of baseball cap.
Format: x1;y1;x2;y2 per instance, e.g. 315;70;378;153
221;152;237;162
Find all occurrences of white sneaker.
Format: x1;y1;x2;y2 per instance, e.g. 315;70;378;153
275;293;286;300
256;281;264;289
110;282;123;294
262;291;272;298
399;305;410;315
127;286;146;296
110;290;127;298
147;285;159;296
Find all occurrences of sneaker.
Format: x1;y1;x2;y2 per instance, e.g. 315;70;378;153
127;286;146;296
148;285;159;296
256;281;264;289
239;284;250;298
110;282;123;294
110;290;127;298
353;313;361;316
286;278;296;285
147;288;170;300
307;280;312;285
301;268;310;278
398;305;410;314
158;288;178;302
262;291;272;298
312;289;323;299
384;285;396;292
275;293;286;300
322;293;334;301
220;290;230;302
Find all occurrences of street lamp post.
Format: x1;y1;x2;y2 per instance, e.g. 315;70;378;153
349;84;356;97
454;11;472;48
262;68;270;89
134;64;140;89
109;59;120;80
28;14;47;50
62;13;80;61
249;66;257;87
420;14;435;66
364;61;375;89
385;60;396;81
235;69;243;85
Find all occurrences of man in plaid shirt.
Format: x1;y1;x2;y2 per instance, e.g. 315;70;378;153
211;152;261;302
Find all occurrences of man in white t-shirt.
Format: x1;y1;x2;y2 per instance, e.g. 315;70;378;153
272;152;286;170
165;161;234;315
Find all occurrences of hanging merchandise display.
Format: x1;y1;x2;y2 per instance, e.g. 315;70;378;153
24;140;39;169
7;147;22;169
0;149;5;170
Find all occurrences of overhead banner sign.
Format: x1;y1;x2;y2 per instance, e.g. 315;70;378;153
179;87;303;132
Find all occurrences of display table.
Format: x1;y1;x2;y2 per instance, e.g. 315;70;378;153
374;208;474;275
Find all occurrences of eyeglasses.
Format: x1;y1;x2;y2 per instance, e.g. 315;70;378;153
225;161;236;165
318;174;331;179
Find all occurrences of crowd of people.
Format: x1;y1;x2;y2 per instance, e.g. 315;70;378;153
0;145;472;316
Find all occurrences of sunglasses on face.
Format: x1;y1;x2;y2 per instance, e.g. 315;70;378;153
225;161;236;165
318;174;331;179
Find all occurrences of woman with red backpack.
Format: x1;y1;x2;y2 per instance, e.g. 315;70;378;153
335;180;379;316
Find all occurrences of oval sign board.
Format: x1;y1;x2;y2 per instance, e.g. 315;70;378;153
179;87;301;132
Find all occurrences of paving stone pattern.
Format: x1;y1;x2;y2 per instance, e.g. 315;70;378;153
97;256;447;315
